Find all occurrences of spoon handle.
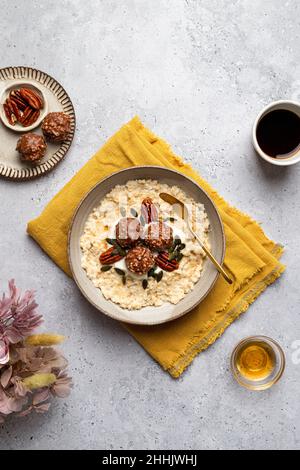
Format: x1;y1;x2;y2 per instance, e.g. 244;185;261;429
192;230;233;285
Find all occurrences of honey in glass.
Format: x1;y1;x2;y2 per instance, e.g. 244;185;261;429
231;336;285;390
235;340;275;381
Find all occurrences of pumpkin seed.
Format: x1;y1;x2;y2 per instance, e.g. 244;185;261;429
140;215;146;226
115;245;127;256
142;279;148;289
101;265;112;272
114;268;125;276
178;243;186;251
106;238;117;246
176;253;184;262
130;208;138;217
156;271;163;282
169;252;178;261
148;267;156;278
120;207;126;217
122;275;126;285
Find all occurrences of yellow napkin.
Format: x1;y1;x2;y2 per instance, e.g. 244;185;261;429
27;117;285;378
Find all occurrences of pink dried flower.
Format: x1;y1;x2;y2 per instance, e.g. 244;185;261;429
0;280;43;364
0;280;72;423
0;344;72;422
51;371;72;398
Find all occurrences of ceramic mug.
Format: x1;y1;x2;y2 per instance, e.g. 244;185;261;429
252;100;300;166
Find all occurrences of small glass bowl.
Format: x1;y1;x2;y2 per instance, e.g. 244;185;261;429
230;336;285;391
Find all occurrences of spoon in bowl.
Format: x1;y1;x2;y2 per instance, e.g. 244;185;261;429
159;192;232;285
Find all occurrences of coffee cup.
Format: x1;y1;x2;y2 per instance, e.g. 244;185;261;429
252;100;300;166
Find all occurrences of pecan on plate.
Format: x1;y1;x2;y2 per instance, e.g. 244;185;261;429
23;109;40;127
7;98;22;121
99;247;123;265
19;88;43;110
141;197;158;224
155;252;179;272
9;90;27;110
3;102;16;125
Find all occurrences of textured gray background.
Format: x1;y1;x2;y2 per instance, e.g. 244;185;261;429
0;0;299;450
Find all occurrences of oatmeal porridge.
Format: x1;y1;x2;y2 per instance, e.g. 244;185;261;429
80;179;210;310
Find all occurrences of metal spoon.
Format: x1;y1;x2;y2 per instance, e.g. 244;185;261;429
159;192;233;285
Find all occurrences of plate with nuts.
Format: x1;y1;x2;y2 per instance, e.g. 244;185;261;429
0;66;75;180
68;166;225;325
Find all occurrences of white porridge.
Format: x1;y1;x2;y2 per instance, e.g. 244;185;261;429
80;179;210;310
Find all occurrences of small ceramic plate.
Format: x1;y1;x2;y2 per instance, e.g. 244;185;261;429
0;66;76;180
68;166;225;325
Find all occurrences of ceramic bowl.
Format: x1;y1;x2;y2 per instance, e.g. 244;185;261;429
0;80;48;132
68;166;226;325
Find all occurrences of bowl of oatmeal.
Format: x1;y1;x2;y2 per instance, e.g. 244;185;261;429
68;166;225;325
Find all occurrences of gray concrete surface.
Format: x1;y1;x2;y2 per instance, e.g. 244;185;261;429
0;0;300;450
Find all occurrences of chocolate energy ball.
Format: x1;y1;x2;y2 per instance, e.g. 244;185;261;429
116;217;141;247
42;112;71;143
145;221;173;251
16;133;47;164
125;246;155;276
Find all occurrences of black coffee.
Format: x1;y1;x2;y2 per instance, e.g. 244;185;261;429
256;109;300;158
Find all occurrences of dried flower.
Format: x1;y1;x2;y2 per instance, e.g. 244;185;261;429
0;280;43;364
25;334;65;346
0;280;72;423
22;373;57;390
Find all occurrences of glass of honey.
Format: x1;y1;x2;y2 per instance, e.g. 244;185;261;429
230;336;285;391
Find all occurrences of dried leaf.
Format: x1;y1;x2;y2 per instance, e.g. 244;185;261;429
17;406;33;417
0;366;12;388
0;340;9;365
35;402;51;413
33;388;50;405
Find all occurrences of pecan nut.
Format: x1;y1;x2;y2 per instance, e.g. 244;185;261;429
3;102;16;125
8;98;22;121
141;197;158;224
19;88;43;110
23;109;40;127
19;106;33;125
9;91;27;111
99;247;123;265
155;252;179;272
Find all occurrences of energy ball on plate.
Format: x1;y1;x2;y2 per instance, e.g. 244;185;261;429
125;246;155;276
116;217;141;247
16;133;47;165
42;112;71;143
145;221;173;251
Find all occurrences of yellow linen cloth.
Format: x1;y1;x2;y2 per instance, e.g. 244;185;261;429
27;117;285;378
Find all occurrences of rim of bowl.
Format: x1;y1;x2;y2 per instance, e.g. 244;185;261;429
67;165;226;325
252;99;300;166
230;335;286;391
0;80;48;132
